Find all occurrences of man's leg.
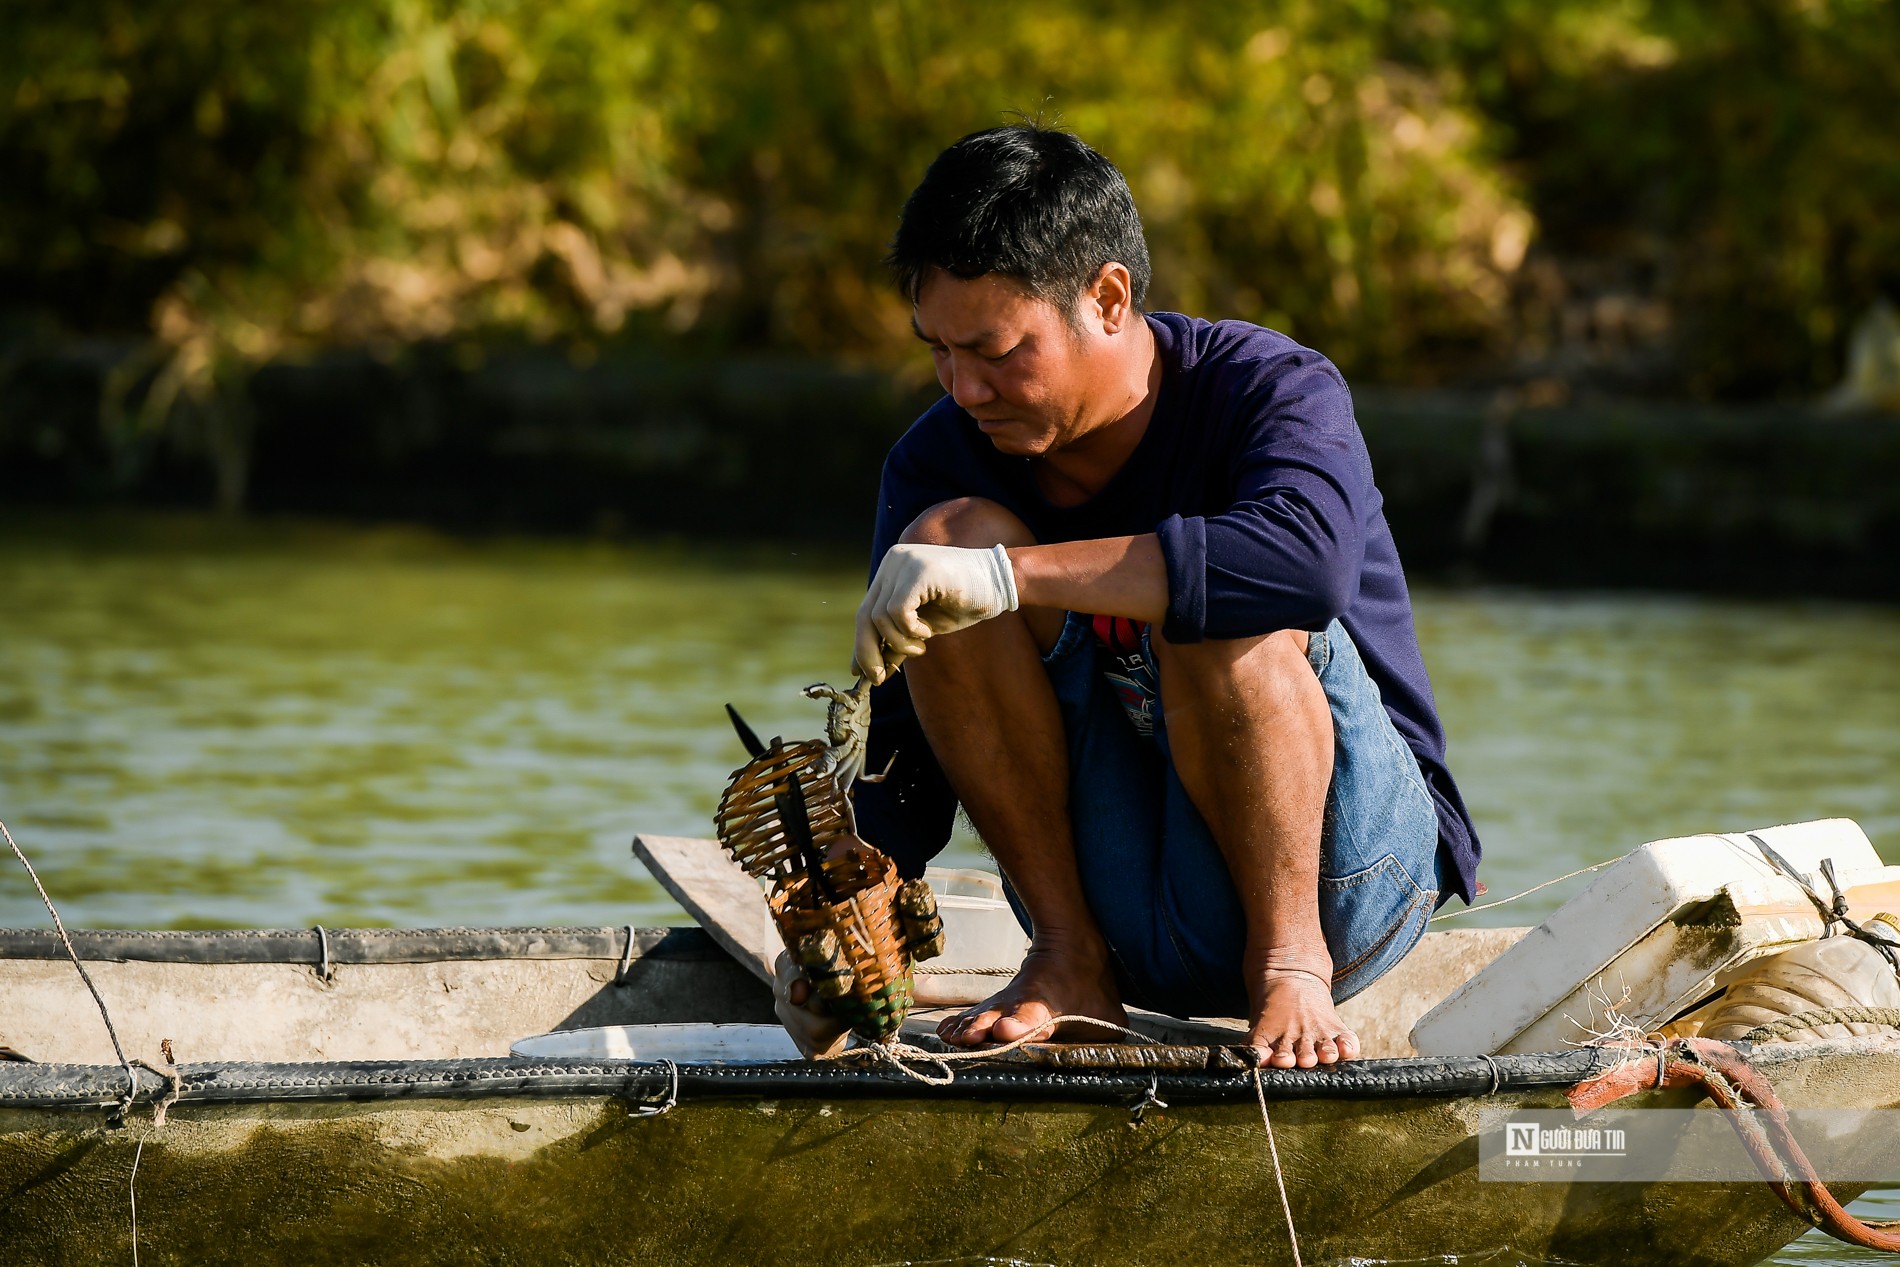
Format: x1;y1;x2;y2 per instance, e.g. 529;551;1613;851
896;497;1127;1045
1150;629;1361;1069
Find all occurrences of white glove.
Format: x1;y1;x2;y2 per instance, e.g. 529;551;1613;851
853;543;1019;685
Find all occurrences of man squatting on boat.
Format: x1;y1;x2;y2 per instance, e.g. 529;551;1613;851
782;124;1482;1068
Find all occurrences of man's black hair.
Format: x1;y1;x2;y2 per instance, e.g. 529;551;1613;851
887;124;1152;314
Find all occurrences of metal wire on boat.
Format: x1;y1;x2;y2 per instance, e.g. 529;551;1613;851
628;1059;679;1117
1127;1074;1167;1126
1747;834;1900;977
615;923;638;986
312;924;334;983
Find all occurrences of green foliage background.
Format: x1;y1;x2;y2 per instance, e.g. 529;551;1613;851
2;0;1896;404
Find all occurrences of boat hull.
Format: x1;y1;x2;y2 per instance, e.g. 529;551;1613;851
3;1056;1889;1267
2;925;1894;1265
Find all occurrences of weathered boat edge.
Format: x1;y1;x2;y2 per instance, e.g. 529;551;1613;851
0;1046;1629;1111
0;924;716;965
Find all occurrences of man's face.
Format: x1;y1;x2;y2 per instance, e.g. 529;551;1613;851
911;269;1107;459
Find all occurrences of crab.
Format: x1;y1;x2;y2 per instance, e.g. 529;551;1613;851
723;677;896;850
801;677;894;823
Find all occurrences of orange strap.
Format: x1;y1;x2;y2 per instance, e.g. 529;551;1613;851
1569;1037;1900;1253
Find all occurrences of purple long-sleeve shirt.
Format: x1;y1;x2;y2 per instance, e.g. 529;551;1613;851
853;311;1480;903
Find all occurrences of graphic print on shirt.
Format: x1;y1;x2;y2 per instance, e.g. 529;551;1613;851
1091;614;1160;739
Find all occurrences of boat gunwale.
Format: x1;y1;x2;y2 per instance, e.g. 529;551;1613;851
0;1047;1635;1111
14;1035;1895;1113
0;925;715;965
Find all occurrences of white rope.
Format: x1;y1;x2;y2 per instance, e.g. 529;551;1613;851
129;1139;143;1267
1252;1067;1303;1267
842;1040;957;1086
929;1013;1160;1050
912;963;1016;976
819;1013;1160;1086
131;1058;183;1127
5;819;164;1267
1429;859;1615;922
2;820;137;1107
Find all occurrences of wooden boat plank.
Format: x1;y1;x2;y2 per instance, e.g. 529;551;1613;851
632;833;779;983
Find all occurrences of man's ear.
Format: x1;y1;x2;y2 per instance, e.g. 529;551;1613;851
1083;262;1136;334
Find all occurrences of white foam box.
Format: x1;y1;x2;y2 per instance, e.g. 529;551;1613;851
1410;819;1896;1056
925;867;1031;974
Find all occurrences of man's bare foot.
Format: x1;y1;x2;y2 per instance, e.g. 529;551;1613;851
938;935;1127;1047
1248;968;1361;1068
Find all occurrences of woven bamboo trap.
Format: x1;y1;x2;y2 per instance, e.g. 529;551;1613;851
769;847;914;1039
712;738;853;882
716;688;944;1042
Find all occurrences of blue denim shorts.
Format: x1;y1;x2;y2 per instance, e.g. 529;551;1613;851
1024;612;1443;1018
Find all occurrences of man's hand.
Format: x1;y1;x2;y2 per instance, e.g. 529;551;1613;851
853;543;1018;685
772;950;852;1059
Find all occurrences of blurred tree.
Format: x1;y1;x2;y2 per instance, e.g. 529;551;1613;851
1440;0;1900;396
1;0;1894;509
652;0;1526;379
0;2;1524;381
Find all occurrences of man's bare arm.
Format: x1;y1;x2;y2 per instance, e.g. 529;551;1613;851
1005;534;1167;623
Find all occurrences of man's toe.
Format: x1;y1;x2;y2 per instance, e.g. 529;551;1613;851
989;1015;1027;1043
940;1007;999;1045
988;1007;1053;1044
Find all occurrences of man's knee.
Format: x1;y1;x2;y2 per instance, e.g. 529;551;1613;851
1154;630;1332;745
1155;628;1312;694
899;497;1039;549
898;498;1064;653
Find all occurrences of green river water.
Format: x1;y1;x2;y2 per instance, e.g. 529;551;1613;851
2;513;1897;1265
